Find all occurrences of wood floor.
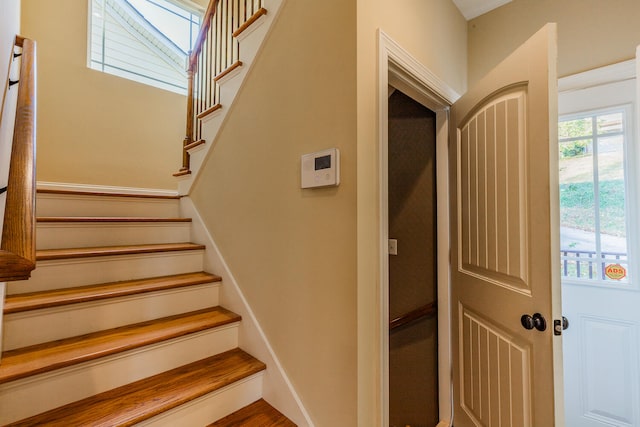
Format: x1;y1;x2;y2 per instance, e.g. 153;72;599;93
209;399;297;427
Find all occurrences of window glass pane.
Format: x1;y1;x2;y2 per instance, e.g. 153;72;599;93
597;112;624;135
559;138;591;159
559;108;630;284
559;117;592;139
88;0;200;94
559;139;596;252
127;0;198;53
598;134;627;255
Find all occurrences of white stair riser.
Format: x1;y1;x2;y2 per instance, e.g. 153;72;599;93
139;373;264;427
0;326;239;425
37;194;180;218
8;251;205;295
3;283;220;350
185;143;208;176
36;222;192;249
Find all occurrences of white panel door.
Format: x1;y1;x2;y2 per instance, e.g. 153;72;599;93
559;50;640;427
450;24;563;426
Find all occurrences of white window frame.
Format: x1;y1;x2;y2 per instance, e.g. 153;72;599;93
558;60;638;291
559;105;634;287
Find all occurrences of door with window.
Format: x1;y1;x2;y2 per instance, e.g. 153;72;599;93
559;52;640;427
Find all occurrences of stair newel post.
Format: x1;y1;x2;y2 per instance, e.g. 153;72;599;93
181;57;196;172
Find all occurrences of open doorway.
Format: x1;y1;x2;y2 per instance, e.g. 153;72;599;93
387;89;439;426
378;30;460;427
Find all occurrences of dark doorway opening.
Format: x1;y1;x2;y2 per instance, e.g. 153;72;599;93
388;89;439;427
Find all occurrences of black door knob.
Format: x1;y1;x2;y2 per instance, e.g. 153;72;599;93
521;313;547;332
521;314;535;330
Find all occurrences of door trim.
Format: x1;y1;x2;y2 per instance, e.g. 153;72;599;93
377;29;461;426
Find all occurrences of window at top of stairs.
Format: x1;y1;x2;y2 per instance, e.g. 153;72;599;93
88;0;202;94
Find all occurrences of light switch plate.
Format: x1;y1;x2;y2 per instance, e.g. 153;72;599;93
388;239;398;255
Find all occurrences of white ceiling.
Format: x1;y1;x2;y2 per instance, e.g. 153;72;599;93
452;0;512;20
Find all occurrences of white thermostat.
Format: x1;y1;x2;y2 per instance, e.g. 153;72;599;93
301;148;340;189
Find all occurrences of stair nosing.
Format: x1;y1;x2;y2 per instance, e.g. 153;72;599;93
37;217;192;223
4;272;222;314
6;348;265;427
0;307;241;384
36;189;181;200
35;242;206;261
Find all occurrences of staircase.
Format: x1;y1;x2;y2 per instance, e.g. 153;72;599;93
174;0;286;195
0;189;295;426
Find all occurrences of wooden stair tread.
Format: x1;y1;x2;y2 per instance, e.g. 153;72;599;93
196;103;222;120
4;272;221;314
173;168;192;177
6;348;265;427
0;307;240;384
36;242;206;261
232;8;267;38
184;139;206;151
37;216;192;223
213;60;243;82
208;399;297;427
36;188;180;200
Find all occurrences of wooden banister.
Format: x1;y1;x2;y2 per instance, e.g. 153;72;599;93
0;36;37;282
189;0;221;70
178;0;264;174
389;302;437;331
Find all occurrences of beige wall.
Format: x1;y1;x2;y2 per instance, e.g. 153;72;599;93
468;0;640;85
190;0;358;424
356;1;466;424
21;0;183;190
190;0;465;424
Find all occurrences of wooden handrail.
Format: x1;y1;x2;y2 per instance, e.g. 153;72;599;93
389;301;437;331
0;36;37;282
189;0;221;70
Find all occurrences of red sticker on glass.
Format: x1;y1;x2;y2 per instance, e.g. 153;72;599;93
605;264;627;280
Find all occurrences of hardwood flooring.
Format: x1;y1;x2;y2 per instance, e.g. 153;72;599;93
209;399;297;426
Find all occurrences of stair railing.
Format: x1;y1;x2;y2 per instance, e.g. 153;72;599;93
389;301;438;331
176;0;265;175
0;36;37;282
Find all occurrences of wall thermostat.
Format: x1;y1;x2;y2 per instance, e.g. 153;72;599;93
301;148;340;189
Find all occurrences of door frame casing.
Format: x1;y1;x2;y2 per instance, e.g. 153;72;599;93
377;29;461;426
